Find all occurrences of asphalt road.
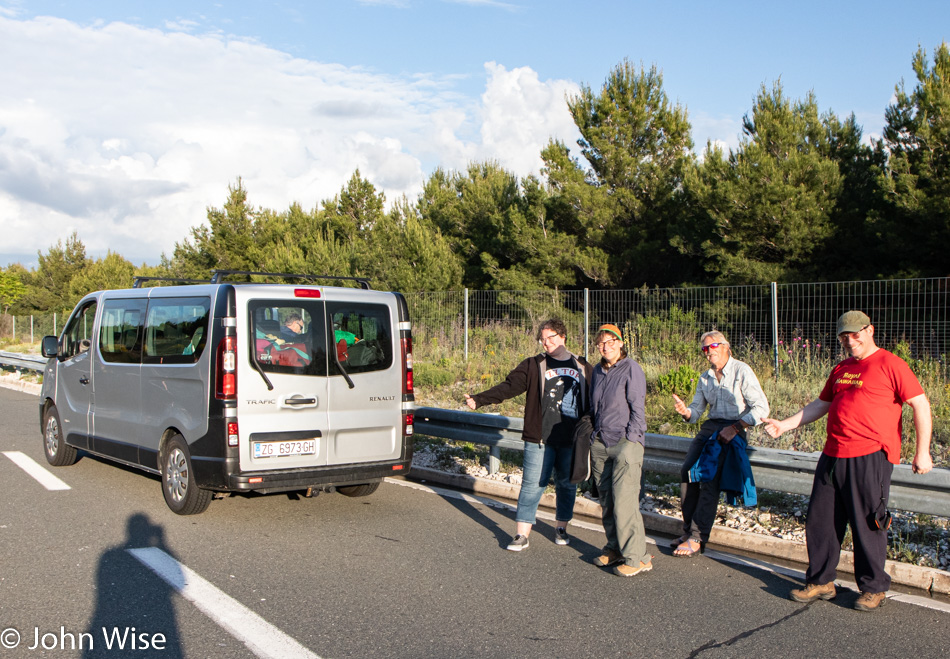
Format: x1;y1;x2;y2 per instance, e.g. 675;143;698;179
0;387;947;659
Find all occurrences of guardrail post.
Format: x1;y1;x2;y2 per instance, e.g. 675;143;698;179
488;446;501;475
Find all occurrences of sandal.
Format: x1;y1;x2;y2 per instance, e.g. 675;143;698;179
669;534;690;549
673;539;702;557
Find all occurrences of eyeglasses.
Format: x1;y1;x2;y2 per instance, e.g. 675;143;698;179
838;325;869;341
595;338;619;350
701;342;724;353
538;333;561;345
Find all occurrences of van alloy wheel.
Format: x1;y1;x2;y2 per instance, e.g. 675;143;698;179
161;434;212;515
43;404;77;467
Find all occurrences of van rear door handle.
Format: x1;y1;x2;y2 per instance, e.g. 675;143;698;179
284;397;316;406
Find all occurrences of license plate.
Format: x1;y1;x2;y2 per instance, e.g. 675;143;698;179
253;439;317;458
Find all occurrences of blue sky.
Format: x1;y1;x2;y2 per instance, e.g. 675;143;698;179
1;0;948;267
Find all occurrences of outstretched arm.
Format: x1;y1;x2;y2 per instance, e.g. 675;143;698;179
762;399;831;438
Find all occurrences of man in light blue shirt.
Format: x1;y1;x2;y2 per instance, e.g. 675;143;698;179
670;330;769;556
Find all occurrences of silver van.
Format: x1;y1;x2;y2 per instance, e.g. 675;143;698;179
39;271;415;514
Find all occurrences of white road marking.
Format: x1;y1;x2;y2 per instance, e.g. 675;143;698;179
385;477;950;615
3;451;71;490
128;547;321;659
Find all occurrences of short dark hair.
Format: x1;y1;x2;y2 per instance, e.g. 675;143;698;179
285;313;303;326
536;318;567;341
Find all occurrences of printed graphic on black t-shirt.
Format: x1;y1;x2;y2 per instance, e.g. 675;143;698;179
541;356;582;445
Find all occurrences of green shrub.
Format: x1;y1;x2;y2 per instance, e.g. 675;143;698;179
655;364;700;399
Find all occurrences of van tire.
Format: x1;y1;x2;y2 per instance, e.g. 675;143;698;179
337;482;380;497
43;405;78;467
161;435;212;515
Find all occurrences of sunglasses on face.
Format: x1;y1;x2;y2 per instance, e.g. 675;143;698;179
838;325;869;341
701;342;724;353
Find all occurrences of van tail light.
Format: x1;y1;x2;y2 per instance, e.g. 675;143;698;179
216;336;237;400
401;336;414;396
403;411;414;438
227;421;239;447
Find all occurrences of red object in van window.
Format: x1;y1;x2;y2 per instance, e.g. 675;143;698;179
294;288;321;298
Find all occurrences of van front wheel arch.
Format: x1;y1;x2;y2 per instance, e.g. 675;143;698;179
161;434;212;515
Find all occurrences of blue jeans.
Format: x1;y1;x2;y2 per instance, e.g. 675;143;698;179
515;441;576;525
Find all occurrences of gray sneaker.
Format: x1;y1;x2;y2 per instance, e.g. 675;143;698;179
507;534;529;552
554;527;570;546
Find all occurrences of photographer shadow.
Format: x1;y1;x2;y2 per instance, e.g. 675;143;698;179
83;513;183;658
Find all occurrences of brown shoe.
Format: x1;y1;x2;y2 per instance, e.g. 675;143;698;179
790;582;836;603
613;558;653;577
593;549;623;567
855;591;887;611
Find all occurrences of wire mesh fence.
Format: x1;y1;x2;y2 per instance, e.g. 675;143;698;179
407;278;950;374
4;278;948;374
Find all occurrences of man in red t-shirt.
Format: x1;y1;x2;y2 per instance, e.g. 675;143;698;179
763;310;932;612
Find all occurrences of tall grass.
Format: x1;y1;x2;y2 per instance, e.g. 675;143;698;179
413;321;950;467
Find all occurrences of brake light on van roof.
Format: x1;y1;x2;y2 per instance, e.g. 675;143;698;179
294;288;321;298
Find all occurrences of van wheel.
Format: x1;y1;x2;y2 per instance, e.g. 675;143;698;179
161;435;212;515
43;405;78;467
337;482;380;497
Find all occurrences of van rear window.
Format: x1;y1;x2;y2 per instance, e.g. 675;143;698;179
143;297;211;364
250;300;328;376
327;302;393;375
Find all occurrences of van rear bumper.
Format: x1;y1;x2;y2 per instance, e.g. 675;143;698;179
192;457;413;493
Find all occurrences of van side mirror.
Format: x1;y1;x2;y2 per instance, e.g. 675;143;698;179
41;335;60;358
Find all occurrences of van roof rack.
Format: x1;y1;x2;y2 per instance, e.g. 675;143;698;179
209;270;373;290
133;276;213;288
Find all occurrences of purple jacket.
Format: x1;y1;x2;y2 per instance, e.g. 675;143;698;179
590;357;646;447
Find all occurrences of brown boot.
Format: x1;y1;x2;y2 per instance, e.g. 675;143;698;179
593;548;623;567
790;582;836;603
854;591;887;611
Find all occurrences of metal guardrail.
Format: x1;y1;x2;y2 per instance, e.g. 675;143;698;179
414;407;950;518
0;351;46;373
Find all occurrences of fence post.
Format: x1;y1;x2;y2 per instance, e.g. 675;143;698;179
54;313;57;337
11;315;14;341
771;282;779;375
31;316;34;344
584;288;590;362
464;288;469;362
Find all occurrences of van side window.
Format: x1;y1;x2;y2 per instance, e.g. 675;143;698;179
327;302;393;375
143;297;211;365
99;299;147;364
250;301;328;376
60;300;98;361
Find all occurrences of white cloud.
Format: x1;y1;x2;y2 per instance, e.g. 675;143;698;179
478;62;581;177
0;16;579;264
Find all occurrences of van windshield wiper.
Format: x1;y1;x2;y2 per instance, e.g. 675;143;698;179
332;348;355;389
250;357;274;391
